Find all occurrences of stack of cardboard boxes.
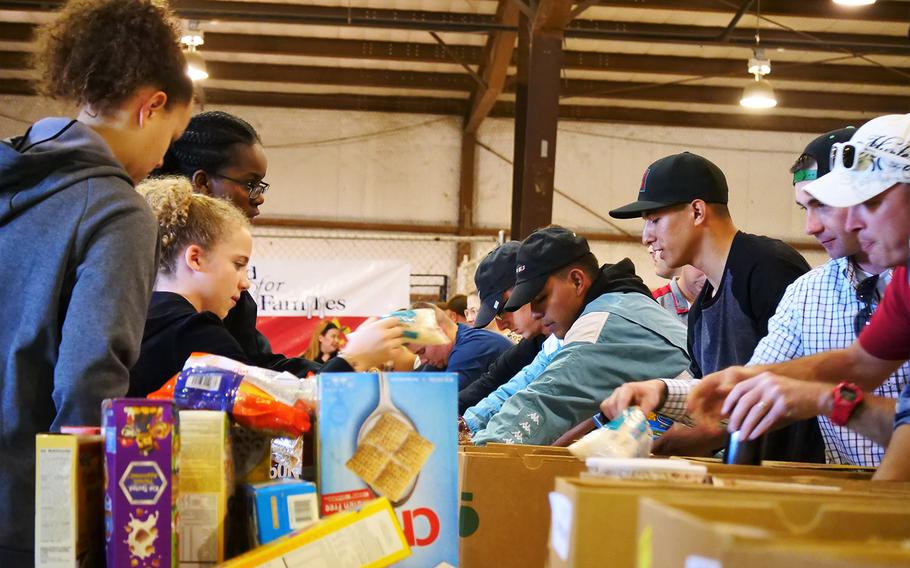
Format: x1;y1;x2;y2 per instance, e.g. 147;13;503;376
457;444;910;568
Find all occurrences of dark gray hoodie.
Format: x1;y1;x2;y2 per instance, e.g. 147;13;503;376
0;118;158;565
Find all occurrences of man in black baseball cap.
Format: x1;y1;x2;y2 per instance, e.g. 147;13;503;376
502;226;593;322
468;225;691;446
599;152;823;462
473;241;521;329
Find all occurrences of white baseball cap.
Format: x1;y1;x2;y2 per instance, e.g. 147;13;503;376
805;113;910;208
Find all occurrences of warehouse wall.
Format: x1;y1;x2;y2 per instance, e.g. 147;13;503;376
1;96;830;288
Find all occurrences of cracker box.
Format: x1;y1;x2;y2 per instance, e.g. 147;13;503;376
318;372;458;568
34;431;104;567
102;399;178;568
178;410;233;566
246;480;319;545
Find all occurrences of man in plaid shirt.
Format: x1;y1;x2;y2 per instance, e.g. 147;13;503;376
743;127;906;466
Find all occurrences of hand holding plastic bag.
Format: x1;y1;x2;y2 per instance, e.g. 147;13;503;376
568;407;653;460
381;308;448;345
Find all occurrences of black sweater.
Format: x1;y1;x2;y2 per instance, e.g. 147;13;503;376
223;291;324;377
129;292;352;396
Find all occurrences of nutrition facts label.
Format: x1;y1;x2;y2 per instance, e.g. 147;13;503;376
36;447;74;567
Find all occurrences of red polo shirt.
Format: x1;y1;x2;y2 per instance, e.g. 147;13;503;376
860;266;910;361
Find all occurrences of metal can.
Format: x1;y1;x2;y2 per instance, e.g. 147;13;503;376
723;430;765;465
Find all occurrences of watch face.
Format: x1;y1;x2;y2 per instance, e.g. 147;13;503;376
840;387;857;402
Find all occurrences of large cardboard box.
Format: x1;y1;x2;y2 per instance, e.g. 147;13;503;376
548;474;910;568
637;496;910;568
178;410;233;566
34;432;104;567
458;448;586;568
318;372;458;568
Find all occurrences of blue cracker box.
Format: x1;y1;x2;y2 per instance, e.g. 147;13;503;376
245;480;319;545
318;372;458;568
102;398;178;568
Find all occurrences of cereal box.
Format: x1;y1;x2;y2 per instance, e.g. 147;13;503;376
245;480;319;545
221;497;410;568
34;431;104;567
178;410;233;566
102;399;178;568
318;372;458;567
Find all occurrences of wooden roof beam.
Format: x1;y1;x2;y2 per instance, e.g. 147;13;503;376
1;57;905;115
586;0;910;24
464;0;519;133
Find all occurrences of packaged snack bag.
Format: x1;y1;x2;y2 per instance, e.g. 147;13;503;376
150;354;314;437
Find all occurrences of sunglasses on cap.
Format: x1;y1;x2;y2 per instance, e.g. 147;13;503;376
830;141;910;172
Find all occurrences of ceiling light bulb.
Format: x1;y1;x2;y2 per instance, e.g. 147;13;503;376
833;0;876;5
184;50;208;82
740;77;778;109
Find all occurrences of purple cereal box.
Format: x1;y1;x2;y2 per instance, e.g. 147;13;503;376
102;399;178;568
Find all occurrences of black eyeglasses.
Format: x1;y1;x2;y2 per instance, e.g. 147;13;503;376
212;173;270;200
853;274;879;337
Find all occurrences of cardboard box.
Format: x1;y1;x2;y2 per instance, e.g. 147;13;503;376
458;448;586;568
246;480;319;545
637;496;910;568
34;432;104;567
178;410;233;565
547;474;910;568
102;399;178;568
318;372;458;568
221;497;410;567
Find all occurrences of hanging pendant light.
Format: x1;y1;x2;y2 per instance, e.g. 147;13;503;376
833;0;876;6
181;21;208;82
740;1;777;109
741;77;777;108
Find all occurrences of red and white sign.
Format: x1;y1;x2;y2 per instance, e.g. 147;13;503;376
248;259;411;356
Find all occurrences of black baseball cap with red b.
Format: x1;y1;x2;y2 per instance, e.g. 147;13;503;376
608;152;728;219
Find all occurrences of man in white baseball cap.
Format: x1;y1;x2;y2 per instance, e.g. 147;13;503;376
687;113;910;480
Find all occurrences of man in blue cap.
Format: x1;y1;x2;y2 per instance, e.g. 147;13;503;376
458;242;549;414
469;226;690;445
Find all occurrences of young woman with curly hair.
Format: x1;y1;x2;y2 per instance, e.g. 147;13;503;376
0;1;193;562
130;177;405;396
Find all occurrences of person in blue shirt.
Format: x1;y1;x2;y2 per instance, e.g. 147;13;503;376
407;302;514;390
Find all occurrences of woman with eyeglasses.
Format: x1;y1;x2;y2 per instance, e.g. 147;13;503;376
155;111;400;376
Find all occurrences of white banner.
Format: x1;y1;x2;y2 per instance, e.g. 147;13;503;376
247;260;411;317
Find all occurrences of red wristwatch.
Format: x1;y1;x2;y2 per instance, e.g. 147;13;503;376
830;382;864;427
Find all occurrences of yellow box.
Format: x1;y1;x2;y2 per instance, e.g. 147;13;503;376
34;432;104;567
221;498;410;568
178;410;234;565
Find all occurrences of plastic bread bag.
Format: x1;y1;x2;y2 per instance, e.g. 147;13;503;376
149;353;315;437
568;407;653;460
381;308;449;345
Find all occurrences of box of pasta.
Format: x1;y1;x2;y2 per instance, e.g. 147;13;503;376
318;372;458;568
